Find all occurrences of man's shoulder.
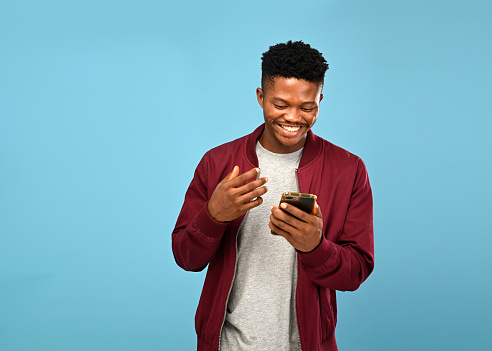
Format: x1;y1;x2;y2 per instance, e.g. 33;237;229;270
205;133;249;157
314;134;363;165
310;135;369;184
197;130;254;173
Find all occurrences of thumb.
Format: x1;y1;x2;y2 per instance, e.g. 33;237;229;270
312;201;322;218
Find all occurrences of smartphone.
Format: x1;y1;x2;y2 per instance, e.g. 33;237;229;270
280;192;317;214
271;192;317;235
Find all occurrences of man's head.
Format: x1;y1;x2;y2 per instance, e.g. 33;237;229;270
257;41;329;154
261;40;329;92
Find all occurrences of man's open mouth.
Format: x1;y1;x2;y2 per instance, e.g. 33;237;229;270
278;124;302;132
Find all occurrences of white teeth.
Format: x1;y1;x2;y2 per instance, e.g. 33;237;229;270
280;125;301;132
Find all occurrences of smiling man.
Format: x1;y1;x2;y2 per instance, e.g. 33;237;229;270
172;41;374;351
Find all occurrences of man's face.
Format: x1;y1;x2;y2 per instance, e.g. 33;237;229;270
257;77;323;154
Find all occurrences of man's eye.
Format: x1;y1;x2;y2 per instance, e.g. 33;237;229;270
301;108;314;112
274;104;287;109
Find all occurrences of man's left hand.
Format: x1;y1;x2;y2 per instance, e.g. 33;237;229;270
269;202;323;252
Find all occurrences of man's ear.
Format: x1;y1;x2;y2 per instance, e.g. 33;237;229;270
320;93;324;102
256;88;264;108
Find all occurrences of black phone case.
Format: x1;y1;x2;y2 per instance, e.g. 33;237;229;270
271;192;317;235
280;192;317;213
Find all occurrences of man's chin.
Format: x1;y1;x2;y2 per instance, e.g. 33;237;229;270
275;133;307;151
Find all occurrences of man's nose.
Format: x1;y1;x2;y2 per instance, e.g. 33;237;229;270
284;108;302;122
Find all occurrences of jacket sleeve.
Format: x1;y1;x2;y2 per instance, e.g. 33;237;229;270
172;155;229;272
298;158;374;291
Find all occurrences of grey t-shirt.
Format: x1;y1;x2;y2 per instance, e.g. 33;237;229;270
219;141;303;351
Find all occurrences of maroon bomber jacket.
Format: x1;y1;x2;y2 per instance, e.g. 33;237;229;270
172;124;374;351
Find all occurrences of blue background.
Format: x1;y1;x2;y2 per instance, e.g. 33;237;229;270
1;0;491;350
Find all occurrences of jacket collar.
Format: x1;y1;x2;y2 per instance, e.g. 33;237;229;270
245;124;322;168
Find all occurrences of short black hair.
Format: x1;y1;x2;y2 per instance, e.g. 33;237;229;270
261;40;329;90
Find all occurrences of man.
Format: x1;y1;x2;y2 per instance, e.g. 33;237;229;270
172;40;374;351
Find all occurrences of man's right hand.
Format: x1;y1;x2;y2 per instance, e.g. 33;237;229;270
207;166;268;222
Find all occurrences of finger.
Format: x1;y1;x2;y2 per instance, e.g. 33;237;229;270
228;167;260;187
237;176;268;194
268;220;293;239
239;185;268;203
240;196;264;212
279;202;311;223
220;165;240;185
270;208;299;234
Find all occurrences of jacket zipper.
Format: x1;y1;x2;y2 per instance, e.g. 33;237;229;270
296;256;303;351
217;220;242;350
296;168;303;351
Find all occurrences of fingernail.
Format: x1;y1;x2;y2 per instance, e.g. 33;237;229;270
255;168;260;173
280;203;287;209
270;205;274;211
264;177;268;182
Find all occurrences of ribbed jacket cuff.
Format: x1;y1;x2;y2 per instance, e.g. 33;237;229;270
298;237;337;268
193;203;230;239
